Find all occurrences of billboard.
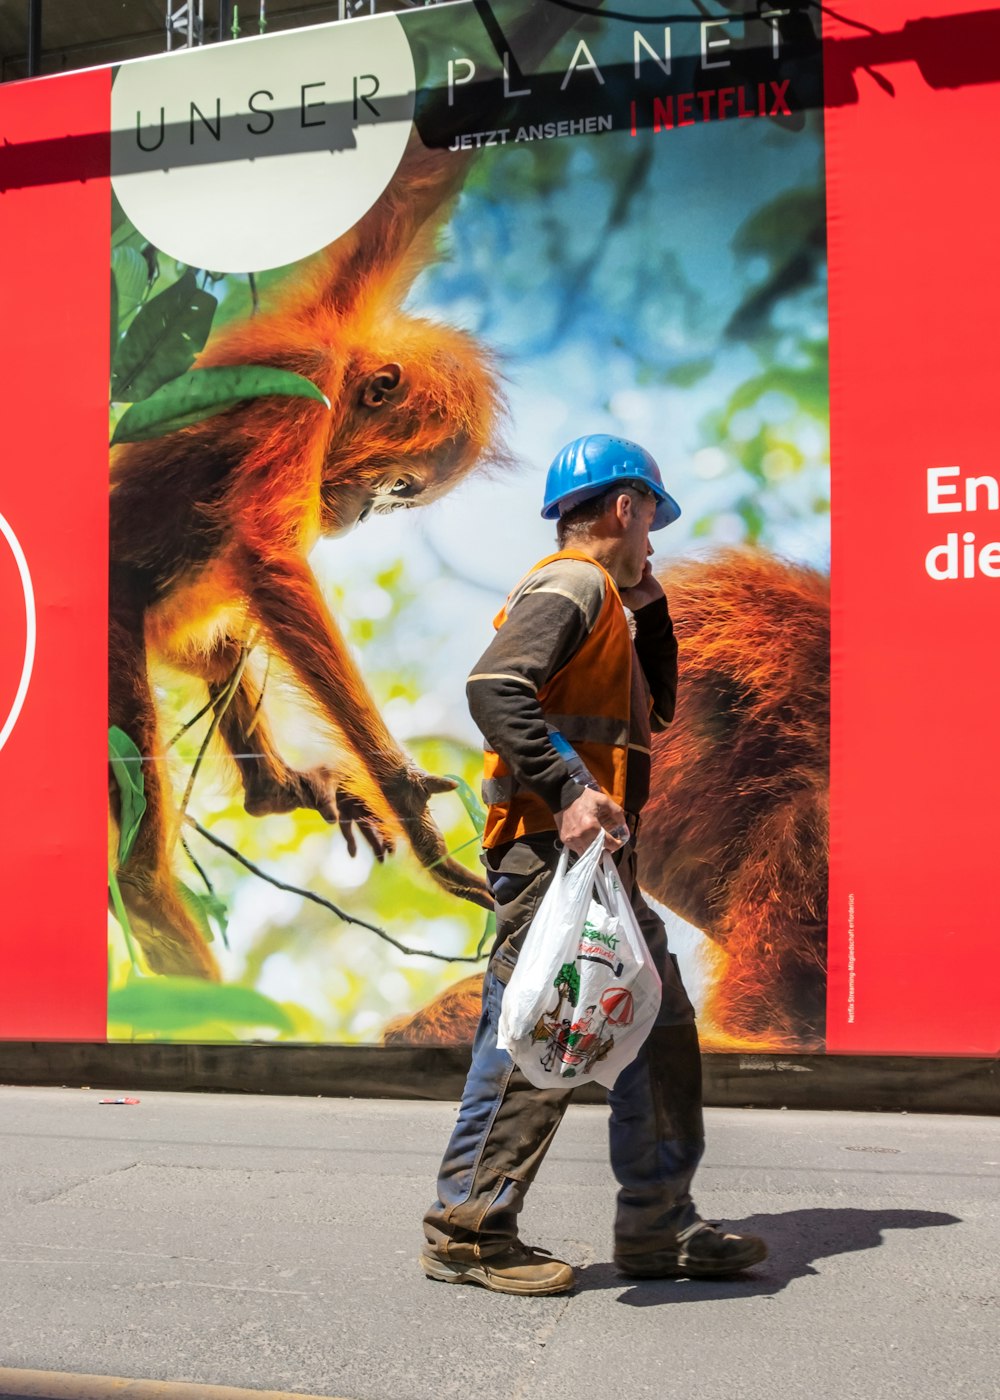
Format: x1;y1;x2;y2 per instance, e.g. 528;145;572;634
0;0;996;1057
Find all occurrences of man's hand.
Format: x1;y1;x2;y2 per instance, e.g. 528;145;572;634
554;787;627;855
618;561;665;613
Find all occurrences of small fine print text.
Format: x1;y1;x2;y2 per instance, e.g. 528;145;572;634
846;892;856;1024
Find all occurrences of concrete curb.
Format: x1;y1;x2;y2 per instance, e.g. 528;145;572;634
0;1042;997;1113
0;1370;351;1400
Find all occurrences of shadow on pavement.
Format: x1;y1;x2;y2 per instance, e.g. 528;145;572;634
574;1207;962;1304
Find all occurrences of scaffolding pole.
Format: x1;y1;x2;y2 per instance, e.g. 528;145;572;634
166;0;205;50
26;0;43;76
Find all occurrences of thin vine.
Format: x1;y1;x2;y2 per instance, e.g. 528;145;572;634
186;816;490;964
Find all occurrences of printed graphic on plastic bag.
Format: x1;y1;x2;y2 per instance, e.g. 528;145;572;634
498;836;661;1090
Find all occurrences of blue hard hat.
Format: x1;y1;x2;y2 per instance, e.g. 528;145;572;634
541;434;681;530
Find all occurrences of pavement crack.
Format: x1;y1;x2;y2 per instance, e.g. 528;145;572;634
29;1241;212;1263
25;1161;140;1205
150;1280;320;1297
506;1241;594;1400
533;1291;573;1348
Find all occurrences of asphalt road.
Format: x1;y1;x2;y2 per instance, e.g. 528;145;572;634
0;1087;996;1400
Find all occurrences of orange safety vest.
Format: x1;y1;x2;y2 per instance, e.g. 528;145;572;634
480;549;641;849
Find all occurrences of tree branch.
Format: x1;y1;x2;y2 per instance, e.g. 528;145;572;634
186;817;488;965
181;834;215;894
166;694;215;749
244;652;269;738
171;644;250;850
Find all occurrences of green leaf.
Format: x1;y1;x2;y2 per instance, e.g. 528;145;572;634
112;244;150;320
111;269;217;402
110;270;119;359
447;774;487;836
201;892;230;947
177;881;215;944
111;189;128;234
108;976;294;1035
108;862;139;970
177;880;230;949
111;365;330;444
108;726;146;866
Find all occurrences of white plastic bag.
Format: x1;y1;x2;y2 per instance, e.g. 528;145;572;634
497;832;661;1090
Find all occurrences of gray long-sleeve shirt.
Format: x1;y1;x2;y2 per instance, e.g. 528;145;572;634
467;557;678;818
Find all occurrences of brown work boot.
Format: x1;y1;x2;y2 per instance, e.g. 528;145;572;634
615;1221;768;1279
420;1242;575;1295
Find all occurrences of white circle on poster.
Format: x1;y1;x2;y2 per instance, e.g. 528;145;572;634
0;513;36;758
110;19;415;273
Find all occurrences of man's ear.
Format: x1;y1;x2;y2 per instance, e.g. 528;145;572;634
613;490;633;528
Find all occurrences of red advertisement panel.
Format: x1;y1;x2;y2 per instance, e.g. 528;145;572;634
0;69;110;1039
0;2;995;1058
826;1;1000;1053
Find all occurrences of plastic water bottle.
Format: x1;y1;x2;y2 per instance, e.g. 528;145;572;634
548;728;630;845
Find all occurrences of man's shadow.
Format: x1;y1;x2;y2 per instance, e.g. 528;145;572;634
575;1208;961;1305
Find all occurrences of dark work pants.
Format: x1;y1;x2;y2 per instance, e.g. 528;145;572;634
422;835;706;1265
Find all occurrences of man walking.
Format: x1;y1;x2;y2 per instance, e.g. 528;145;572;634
421;434;767;1295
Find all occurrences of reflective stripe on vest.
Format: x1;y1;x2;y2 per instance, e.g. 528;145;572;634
482;775;514;805
481;550;635;849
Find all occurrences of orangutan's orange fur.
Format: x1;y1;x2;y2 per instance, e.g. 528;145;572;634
383;975;484;1047
109;136;503;980
639;549;829;1052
